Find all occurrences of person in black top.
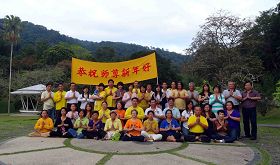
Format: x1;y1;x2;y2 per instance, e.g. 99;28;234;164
202;103;216;138
50;107;73;137
198;83;212;106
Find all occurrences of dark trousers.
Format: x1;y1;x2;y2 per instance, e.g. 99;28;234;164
184;132;211;142
50;130;73;138
122;134;145;142
82;130;106;139
242;107;257;138
159;131;181;141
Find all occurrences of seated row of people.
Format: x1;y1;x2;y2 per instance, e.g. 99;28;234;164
29;99;240;143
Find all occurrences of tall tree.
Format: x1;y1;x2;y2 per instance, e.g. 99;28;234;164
185;10;263;86
3;15;22;113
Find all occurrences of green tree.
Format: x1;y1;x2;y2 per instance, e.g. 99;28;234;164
3;15;22;113
184;10;264;87
273;80;280;105
94;46;115;62
43;44;74;65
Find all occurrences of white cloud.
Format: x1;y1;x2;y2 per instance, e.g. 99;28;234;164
0;0;278;54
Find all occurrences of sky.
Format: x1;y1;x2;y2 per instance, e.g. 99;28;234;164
0;0;278;54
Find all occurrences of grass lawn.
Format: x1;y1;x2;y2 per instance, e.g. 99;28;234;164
0;114;38;143
257;107;280;124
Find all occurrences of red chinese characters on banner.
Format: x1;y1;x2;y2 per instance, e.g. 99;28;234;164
88;69;98;77
132;66;140;74
143;63;151;72
76;63;152;79
101;70;109;78
111;69;119;78
121;68;129;77
77;67;87;76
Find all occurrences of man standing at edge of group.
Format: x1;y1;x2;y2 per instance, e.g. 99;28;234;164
241;81;261;140
65;82;80;112
105;79;118;110
41;82;55;121
53;83;66;118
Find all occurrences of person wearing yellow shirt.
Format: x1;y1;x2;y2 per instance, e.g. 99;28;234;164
92;83;106;111
186;106;210;142
105;79;117;110
137;86;151;110
53;83;66;118
125;97;145;120
98;101;111;123
29;110;54;137
104;111;123;140
141;110;162;141
173;81;188;113
132;80;140;94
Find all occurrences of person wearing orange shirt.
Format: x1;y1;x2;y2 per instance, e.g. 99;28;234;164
122;110;145;142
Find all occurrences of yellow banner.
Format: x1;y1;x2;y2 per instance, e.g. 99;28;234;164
71;52;158;85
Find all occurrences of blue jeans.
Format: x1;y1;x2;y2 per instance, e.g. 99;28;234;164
182;126;189;136
67;128;84;139
47;108;56;122
212;128;238;143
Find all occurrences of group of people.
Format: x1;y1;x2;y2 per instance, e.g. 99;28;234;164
29;79;261;142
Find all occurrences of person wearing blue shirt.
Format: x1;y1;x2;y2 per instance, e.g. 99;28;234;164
160;109;182;142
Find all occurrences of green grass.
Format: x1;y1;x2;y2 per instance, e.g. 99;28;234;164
0;114;38;142
257;107;280;124
0;100;16;114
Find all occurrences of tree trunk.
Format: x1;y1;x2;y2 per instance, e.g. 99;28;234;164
8;43;13;114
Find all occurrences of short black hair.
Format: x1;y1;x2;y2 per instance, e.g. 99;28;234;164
150;98;156;102
217;110;225;115
147;110;155;115
99;83;105;88
70;82;76;85
108;79;114;83
168;98;174;102
165;109;173;116
131;97;139;101
46;82;53;87
117;81;124;86
131;109;138;115
213;84;221;93
244;81;252;86
92;111;99;116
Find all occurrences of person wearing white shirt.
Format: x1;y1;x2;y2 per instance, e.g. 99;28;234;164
181;101;194;136
65;82;80;112
122;84;136;109
41;82;55;121
161;82;171;110
145;99;164;122
78;86;93;110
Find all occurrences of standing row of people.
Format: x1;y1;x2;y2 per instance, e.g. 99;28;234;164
39;80;261;140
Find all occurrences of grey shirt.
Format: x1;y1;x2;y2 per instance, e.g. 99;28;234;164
187;90;199;105
222;89;242;106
